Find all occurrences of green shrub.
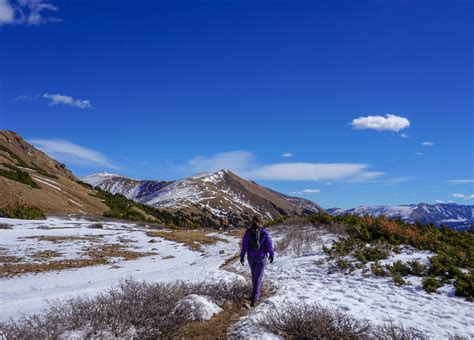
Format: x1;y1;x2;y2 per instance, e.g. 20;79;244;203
392;273;407;286
35;167;58;179
0;166;40;189
371;262;389;277
264;215;289;227
422;276;443;293
455;271;473;302
0;145;29;168
307;212;334;225
386;260;427;277
2;205;46;220
335;258;354;272
355;245;390;263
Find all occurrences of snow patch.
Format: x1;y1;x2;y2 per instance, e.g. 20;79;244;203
175;294;223;321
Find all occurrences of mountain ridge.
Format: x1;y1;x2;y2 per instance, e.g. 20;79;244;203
83;169;324;226
327;202;474;230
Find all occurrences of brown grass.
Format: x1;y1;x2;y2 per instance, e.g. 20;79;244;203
22;235;98;243
32;250;62;260
1;243;157;278
0;258;109;278
0;255;22;263
146;230;228;251
86;244;157;260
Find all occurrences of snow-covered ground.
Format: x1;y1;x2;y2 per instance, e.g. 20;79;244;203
231;229;474;339
1;218;473;339
0;217;241;320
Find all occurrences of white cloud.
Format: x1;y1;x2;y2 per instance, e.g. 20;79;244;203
399;133;408;138
415;152;424;156
42;93;92;109
0;0;14;24
14;92;93;109
435;200;445;203
29;139;118;169
187;150;257;174
0;0;61;25
451;193;474;200
281;152;294;158
421;141;435;146
447;179;474;185
350;114;410;132
292;189;320;195
186;150;385;182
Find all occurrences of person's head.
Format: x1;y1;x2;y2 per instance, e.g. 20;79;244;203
251;215;261;228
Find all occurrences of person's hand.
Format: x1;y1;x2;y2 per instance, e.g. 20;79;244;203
240;258;245;266
269;255;274;264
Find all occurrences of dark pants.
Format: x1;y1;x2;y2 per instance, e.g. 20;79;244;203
248;256;267;300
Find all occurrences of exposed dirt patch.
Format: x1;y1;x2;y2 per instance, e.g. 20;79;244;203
146;230;229;252
177;299;250;338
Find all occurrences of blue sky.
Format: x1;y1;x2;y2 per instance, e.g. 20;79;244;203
0;0;472;209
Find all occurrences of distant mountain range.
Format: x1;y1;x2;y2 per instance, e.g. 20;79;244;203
327;203;474;230
2;130;472;230
82;170;323;226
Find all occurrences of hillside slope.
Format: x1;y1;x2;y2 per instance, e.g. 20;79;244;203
0;130;107;216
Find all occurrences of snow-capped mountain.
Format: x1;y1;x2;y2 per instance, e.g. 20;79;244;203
82;172;171;201
83;170;323;226
327;203;474;230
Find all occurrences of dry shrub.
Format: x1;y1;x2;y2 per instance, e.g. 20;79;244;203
0;279;251;339
372;321;428;340
275;227;322;256
260;302;429;340
260;302;371;339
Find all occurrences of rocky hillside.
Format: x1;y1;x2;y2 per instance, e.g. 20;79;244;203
327;203;474;230
83;170;323;226
0;130;107;216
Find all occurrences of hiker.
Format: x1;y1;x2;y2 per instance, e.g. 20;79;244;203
240;216;274;307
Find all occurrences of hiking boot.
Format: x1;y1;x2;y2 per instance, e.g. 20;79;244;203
250;298;256;307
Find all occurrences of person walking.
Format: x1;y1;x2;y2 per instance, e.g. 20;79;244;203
240;216;274;307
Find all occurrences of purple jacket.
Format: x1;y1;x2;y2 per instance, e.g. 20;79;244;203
240;227;274;260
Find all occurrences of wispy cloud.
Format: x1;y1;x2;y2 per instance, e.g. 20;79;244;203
42;93;92;109
292;189;320;195
451;193;474;200
281;152;294;158
0;0;61;26
447;179;474;185
186;150;386;182
399;133;408;138
13;92;93;109
29;139;118;169
415;152;424;156
421;141;435;146
350;114;410;132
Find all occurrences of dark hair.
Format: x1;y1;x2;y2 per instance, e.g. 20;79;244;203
252;216;261;224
